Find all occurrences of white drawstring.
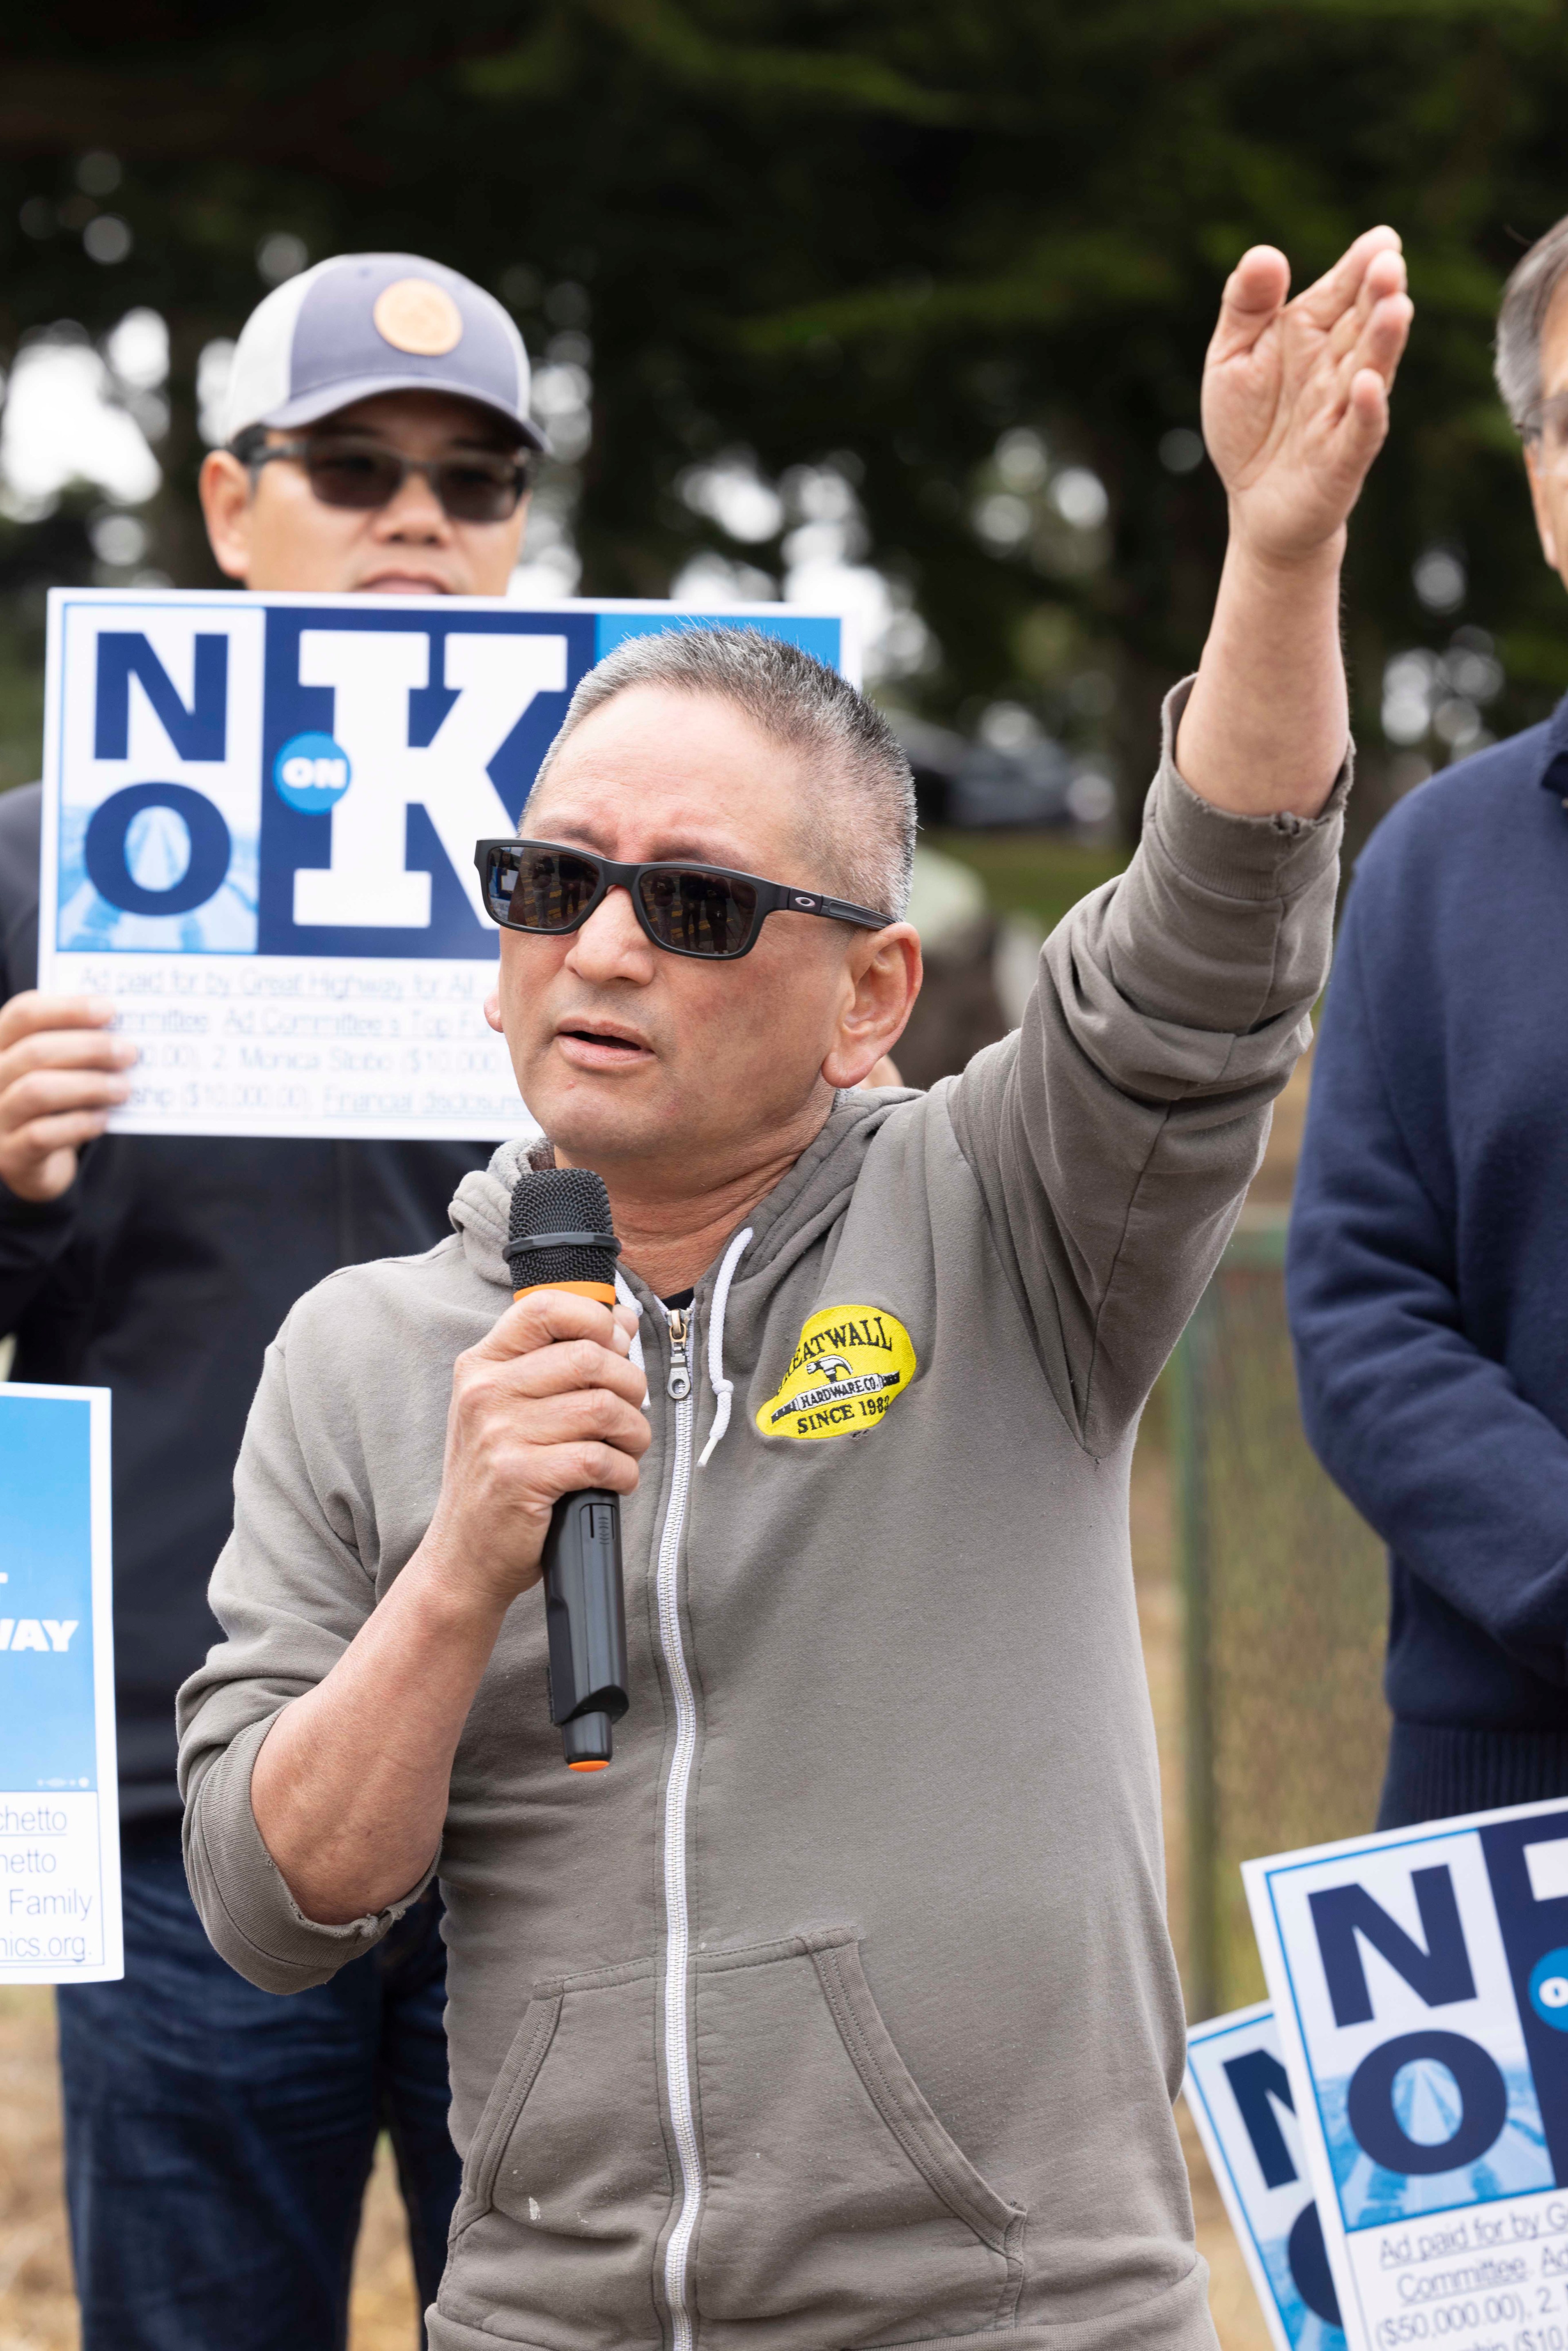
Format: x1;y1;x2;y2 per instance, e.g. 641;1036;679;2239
697;1226;753;1468
615;1270;648;1403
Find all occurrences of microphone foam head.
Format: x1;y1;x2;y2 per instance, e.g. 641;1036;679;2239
506;1165;619;1294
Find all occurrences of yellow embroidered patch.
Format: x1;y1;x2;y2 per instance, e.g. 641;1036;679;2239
755;1304;918;1443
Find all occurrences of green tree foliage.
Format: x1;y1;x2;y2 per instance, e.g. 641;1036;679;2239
1;0;1567;825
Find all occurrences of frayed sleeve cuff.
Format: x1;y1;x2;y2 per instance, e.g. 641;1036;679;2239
1144;675;1352;905
182;1713;437;1994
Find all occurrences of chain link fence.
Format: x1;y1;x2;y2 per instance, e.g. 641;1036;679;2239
1172;1214;1390;2019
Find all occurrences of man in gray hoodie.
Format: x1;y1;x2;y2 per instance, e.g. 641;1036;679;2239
179;225;1410;2351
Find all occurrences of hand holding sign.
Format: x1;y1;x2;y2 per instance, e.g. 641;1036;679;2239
0;991;137;1201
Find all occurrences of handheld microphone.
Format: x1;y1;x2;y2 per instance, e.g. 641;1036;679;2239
505;1167;631;1772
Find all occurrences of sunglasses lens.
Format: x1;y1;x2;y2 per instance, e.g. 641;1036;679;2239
491;848;602;930
436;458;526;522
304;448;404;510
303;445;525;520
638;869;757;957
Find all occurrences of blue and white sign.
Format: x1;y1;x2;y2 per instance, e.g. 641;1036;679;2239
40;590;853;1139
0;1383;120;1985
1184;2003;1345;2351
1246;1800;1568;2351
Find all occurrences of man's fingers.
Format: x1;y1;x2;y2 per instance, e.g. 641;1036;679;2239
0;991;117;1050
1347;290;1413;392
2;1108;113;1159
1223;245;1291;316
1322;245;1408;370
1318;368;1392;490
0;1066;133;1129
1295;225;1403;332
0;1025;138;1093
473;1287;623;1363
514;1386;654;1457
1209;245;1290;359
539;1441;643;1500
505;1335;649;1410
1347;367;1392;442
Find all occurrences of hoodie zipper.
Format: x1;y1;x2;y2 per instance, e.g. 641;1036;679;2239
657;1306;701;2351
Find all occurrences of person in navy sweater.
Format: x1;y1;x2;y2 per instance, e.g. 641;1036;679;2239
1289;212;1568;1830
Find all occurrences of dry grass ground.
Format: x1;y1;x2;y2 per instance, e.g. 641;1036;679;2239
0;1066;1312;2349
0;1985;420;2350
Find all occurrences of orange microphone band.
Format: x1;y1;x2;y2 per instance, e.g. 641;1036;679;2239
513;1279;617;1305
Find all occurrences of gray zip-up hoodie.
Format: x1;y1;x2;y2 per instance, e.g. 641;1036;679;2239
179;695;1346;2351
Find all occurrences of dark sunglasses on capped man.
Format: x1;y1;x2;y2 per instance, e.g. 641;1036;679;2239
243;435;532;524
474;840;892;962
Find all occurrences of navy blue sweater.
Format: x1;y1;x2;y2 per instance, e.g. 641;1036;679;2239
0;783;493;1822
1288;698;1568;1827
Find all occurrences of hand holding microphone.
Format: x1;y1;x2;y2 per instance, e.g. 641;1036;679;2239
249;1172;646;1928
420;1172;647;1763
505;1169;634;1769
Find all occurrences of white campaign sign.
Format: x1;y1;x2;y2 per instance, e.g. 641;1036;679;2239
38;590;852;1140
0;1384;121;1985
1246;1800;1568;2351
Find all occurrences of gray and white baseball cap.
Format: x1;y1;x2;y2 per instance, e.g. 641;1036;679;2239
221;251;546;450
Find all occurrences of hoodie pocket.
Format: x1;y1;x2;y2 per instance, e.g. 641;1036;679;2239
441;1956;670;2351
693;1928;1026;2350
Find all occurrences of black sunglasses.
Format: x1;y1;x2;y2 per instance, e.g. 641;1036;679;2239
245;436;531;523
474;839;891;961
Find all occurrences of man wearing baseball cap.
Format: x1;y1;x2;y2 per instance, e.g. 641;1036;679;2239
0;252;541;2349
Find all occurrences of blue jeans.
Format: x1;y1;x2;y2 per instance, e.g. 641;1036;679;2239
56;1818;460;2351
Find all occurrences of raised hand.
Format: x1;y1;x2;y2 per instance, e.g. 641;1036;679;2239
1200;228;1412;565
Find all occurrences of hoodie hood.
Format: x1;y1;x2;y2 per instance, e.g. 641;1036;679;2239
449;1092;914;1301
450;1132;554;1288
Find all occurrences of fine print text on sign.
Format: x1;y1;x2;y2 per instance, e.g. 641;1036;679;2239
0;1384;120;1986
40;591;853;1141
1247;1799;1568;2351
1184;2002;1345;2351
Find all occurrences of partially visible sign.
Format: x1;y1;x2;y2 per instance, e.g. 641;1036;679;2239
40;591;853;1139
1184;2002;1345;2351
0;1384;120;1985
1246;1798;1568;2351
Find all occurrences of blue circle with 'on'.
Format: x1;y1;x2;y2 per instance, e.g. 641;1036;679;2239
274;731;352;814
1530;1947;1568;2030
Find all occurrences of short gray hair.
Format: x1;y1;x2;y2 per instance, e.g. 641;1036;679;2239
1496;215;1568;434
528;625;915;918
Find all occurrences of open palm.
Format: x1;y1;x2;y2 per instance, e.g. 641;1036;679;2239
1201;228;1412;562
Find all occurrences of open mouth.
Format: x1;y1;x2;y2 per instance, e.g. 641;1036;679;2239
556;1023;650;1065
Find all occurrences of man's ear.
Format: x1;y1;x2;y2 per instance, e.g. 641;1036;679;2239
1524;443;1563;575
820;924;922;1092
199;449;256;582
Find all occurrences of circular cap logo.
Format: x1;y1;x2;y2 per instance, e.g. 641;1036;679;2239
274;732;352;815
1529;1947;1568;2029
372;277;463;356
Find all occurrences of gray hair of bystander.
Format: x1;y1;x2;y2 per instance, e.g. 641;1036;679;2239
1496;215;1568;435
526;625;916;920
